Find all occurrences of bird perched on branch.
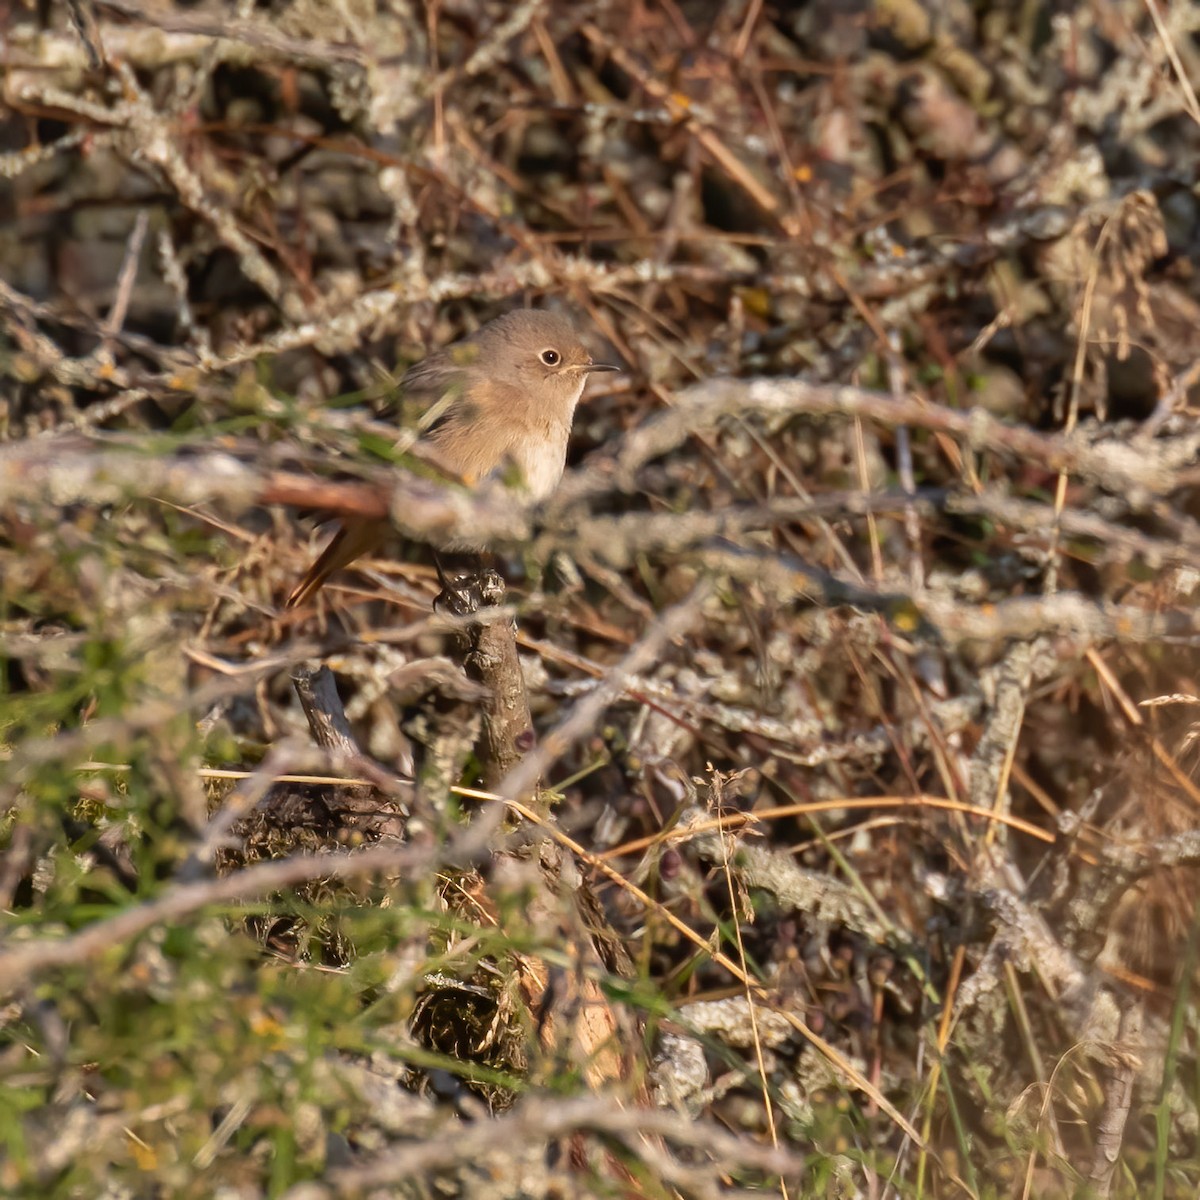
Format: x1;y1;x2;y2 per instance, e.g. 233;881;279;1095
287;309;618;609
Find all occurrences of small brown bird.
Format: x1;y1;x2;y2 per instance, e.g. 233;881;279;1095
287;309;618;608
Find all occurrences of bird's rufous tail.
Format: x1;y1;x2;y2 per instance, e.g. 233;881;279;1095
286;518;387;608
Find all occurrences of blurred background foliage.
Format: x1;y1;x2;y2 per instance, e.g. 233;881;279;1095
3;0;1200;1196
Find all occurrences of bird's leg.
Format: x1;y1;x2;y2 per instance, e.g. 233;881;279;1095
434;575;479;618
478;566;506;607
433;549;493;616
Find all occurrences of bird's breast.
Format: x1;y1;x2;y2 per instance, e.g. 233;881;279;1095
429;374;583;500
510;375;584;499
511;422;570;500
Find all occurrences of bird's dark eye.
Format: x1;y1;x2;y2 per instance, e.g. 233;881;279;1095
539;348;560;366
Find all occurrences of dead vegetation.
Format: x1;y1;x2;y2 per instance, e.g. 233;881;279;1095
3;1;1200;1196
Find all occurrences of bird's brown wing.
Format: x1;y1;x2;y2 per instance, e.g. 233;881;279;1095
286;352;477;609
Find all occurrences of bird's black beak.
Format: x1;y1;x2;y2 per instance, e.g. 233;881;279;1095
583;361;620;373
